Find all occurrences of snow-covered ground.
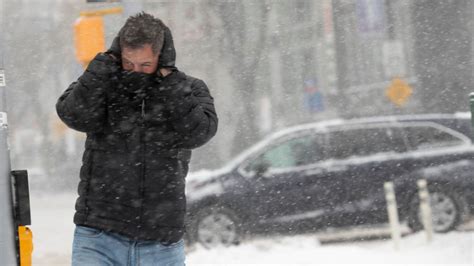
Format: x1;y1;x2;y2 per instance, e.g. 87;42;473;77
187;232;473;265
30;192;473;265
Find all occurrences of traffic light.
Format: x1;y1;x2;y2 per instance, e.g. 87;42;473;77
74;3;122;66
73;16;105;66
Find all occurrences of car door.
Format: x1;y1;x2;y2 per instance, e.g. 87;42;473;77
237;131;339;225
322;124;413;223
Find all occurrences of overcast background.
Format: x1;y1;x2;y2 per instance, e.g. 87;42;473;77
3;0;474;190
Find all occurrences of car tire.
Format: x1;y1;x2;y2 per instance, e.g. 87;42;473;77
189;205;243;249
407;188;466;233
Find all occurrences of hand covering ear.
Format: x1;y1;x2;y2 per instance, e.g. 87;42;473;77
85;53;121;79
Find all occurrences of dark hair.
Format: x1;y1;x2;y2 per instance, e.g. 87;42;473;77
118;12;166;54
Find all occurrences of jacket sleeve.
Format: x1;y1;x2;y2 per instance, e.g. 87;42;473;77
56;71;107;133
171;79;218;149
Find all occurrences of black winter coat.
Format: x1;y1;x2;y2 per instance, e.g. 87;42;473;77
56;61;217;242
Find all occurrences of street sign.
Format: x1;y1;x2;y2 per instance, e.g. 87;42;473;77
304;79;324;112
0;70;5;87
386;78;412;106
0;112;7;127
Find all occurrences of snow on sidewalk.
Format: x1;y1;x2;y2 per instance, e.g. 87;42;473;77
186;231;473;265
30;192;75;265
29;192;473;265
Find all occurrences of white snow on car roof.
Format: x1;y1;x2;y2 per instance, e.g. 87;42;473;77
267;113;470;140
187;113;473;184
454;111;471;119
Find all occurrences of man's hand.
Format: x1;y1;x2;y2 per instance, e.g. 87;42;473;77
159;84;196;120
119;71;155;94
86;53;121;78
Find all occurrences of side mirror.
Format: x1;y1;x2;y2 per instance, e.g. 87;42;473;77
253;161;270;177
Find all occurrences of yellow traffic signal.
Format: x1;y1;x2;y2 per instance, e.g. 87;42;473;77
73;16;105;66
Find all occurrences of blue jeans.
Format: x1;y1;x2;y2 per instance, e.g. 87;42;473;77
72;225;185;266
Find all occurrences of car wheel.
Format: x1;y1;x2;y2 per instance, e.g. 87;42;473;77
192;206;242;249
408;188;465;233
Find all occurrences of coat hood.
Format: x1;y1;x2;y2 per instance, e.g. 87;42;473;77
158;26;176;69
107;24;177;71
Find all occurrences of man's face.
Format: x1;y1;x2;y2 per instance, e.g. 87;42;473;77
121;44;159;74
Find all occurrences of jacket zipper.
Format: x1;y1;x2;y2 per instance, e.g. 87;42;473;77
138;99;146;233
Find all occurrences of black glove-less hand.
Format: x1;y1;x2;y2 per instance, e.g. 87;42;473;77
119;71;155;95
86;53;121;78
159;82;197;120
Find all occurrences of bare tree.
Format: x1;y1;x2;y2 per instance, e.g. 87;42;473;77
5;0;80;189
210;0;270;155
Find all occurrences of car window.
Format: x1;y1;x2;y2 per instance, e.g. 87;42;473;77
404;125;465;150
245;133;327;171
327;126;407;159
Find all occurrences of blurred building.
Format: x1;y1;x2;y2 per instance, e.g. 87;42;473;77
412;0;474;113
189;0;473;159
4;0;474;187
328;0;473;116
331;0;420;116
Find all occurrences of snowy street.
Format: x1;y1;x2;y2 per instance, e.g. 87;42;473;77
30;192;473;265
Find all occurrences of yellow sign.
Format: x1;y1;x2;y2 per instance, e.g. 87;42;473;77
386;78;412;106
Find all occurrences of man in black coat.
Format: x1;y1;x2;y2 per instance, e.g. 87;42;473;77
57;12;217;265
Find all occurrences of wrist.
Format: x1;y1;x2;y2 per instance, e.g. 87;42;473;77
159;68;172;77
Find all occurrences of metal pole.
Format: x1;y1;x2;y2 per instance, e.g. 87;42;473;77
0;0;5;111
0;0;19;264
384;181;401;250
0;117;17;266
417;179;433;243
